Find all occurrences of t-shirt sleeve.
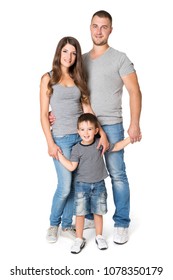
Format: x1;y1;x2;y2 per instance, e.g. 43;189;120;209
70;144;80;162
119;53;135;77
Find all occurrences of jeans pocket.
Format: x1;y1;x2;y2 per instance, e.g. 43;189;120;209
74;192;85;215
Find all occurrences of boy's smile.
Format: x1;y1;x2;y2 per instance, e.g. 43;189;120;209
78;121;99;145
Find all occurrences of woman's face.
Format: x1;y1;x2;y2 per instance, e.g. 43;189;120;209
60;43;77;68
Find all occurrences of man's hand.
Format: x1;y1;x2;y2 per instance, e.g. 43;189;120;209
97;133;110;155
49;111;56;126
128;123;142;143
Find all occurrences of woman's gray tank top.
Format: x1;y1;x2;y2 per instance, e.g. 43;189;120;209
50;83;83;136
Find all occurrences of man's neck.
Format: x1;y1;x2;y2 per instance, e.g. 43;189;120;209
90;44;109;59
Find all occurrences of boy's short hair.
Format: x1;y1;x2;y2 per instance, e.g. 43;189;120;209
77;113;99;129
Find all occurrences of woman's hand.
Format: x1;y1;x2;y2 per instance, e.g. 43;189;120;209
48;143;62;160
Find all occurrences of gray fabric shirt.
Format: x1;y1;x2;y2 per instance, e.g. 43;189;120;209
83;47;135;125
50;83;83;136
70;138;114;183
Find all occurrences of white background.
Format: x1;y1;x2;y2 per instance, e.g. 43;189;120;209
0;0;173;279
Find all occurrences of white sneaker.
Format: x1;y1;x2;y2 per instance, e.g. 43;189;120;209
113;227;129;244
46;226;59;243
83;218;95;230
95;235;108;250
61;228;76;240
71;238;86;254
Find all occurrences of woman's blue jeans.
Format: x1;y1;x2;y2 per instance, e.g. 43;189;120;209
86;123;130;228
50;133;81;229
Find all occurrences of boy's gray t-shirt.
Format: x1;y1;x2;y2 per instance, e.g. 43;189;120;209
70;138;114;183
83;47;135;126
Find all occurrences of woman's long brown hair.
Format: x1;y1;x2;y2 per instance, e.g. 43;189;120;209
47;36;90;104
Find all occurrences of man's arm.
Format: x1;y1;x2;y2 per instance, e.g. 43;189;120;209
58;152;78;172
122;72;142;143
82;102;110;154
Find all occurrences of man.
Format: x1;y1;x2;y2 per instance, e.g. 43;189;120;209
83;10;142;244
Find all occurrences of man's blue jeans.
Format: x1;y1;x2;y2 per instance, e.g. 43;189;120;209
50;133;81;229
86;123;130;228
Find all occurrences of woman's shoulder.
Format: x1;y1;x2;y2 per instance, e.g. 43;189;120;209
40;72;50;84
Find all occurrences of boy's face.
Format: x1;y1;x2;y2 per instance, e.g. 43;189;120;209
77;121;99;145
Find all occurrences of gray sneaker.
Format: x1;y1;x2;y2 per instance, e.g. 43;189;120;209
61;228;76;240
95;235;108;250
71;238;86;254
46;226;59;243
72;218;95;230
113;227;129;244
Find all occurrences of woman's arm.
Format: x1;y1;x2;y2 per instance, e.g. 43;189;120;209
112;137;131;152
40;73;62;159
58;152;78;171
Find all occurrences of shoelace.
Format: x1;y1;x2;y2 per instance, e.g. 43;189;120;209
97;236;106;245
73;238;83;247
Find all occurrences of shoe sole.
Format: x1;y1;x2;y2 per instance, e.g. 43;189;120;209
71;241;86;254
113;240;128;245
47;239;57;243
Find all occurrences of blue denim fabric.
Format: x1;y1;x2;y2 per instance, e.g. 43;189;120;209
86;123;130;228
103;123;130;227
50;133;81;228
74;180;107;216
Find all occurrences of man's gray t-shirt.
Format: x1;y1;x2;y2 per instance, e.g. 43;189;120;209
70;138;114;183
83;47;135;126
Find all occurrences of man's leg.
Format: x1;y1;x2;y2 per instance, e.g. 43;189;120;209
103;123;130;244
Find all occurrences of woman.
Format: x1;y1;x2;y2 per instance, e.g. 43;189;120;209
40;36;108;243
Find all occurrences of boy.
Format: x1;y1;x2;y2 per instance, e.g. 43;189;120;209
58;113;131;253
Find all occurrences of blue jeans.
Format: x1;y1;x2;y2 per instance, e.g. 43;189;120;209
74;180;107;216
50;133;81;228
86;123;130;228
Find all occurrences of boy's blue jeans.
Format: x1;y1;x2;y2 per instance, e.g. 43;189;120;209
86;122;130;228
50;133;81;229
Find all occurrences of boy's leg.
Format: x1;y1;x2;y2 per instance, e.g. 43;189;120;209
75;216;85;239
94;214;108;250
94;214;103;236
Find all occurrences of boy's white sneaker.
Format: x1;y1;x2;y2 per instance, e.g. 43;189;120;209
61;228;76;240
95;235;108;250
71;238;86;254
83;218;95;229
113;227;129;244
46;226;59;243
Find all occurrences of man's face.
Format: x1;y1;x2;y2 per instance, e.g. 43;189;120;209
90;15;112;46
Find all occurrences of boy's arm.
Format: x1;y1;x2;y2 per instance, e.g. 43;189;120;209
58;151;78;172
112;137;131;152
